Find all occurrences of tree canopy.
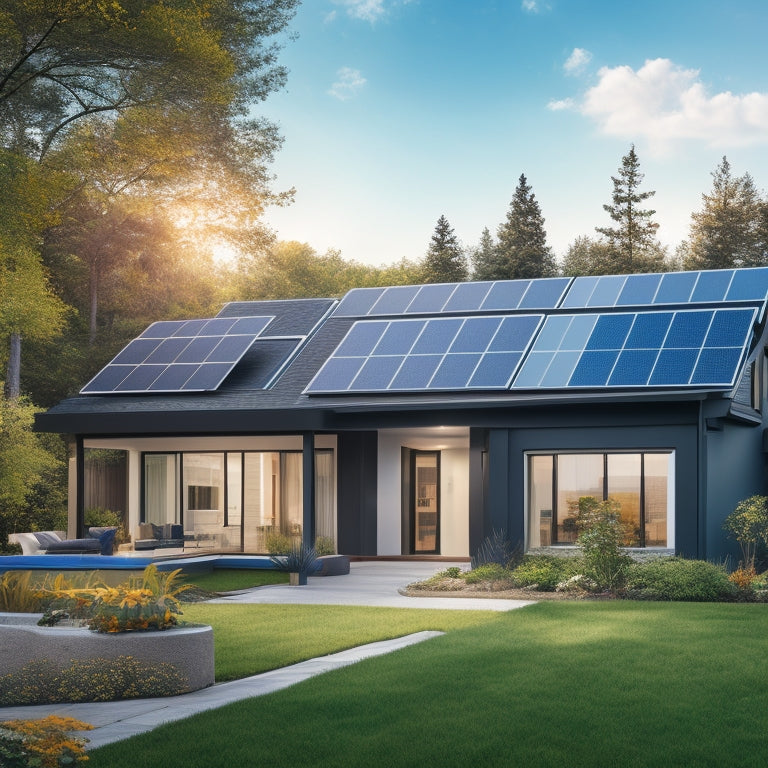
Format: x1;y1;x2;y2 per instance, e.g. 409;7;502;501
494;174;557;279
422;215;467;283
684;157;766;270
596;145;665;274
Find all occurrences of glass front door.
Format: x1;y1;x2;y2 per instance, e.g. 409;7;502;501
411;451;440;554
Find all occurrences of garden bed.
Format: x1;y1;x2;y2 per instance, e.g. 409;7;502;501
0;618;214;704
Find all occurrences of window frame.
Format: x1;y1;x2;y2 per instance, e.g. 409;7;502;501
524;450;675;550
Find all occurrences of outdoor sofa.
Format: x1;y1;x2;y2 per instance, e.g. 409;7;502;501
9;527;117;556
134;523;184;550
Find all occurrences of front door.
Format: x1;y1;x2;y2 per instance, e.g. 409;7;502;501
411;451;440;554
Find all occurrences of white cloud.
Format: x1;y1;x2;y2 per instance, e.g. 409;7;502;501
328;67;367;100
521;0;550;13
547;98;575;111
331;0;386;22
572;58;768;151
564;48;592;76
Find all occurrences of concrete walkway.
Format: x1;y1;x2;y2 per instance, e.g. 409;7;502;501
211;560;534;611
0;561;534;749
0;631;445;749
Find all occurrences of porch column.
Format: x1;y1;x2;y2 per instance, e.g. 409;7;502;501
76;436;85;537
302;432;315;548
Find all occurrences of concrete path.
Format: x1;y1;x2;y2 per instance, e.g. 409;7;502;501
0;561;534;749
0;631;444;749
211;560;534;611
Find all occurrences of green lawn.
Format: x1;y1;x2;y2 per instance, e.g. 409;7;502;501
89;602;768;768
181;568;289;593
181;603;495;680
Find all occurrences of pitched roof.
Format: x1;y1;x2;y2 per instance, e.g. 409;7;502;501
36;269;768;435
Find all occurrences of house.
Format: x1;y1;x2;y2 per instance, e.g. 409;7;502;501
35;267;768;562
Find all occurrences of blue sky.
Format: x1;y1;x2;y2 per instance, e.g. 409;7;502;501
260;0;768;267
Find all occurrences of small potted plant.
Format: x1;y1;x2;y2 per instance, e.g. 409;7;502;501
270;541;319;585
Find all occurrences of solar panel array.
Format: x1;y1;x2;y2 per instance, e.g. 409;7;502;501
333;277;571;317
511;308;757;389
81;316;274;394
306;267;768;396
561;268;768;310
306;315;543;393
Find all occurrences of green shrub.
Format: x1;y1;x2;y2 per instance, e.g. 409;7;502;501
723;495;768;567
314;536;336;556
471;529;521;569
443;566;463;579
571;496;632;591
265;531;291;554
0;656;189;705
510;555;580;591
626;558;738;602
463;562;512;584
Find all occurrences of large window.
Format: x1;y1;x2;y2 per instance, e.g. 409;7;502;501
143;448;336;552
528;452;672;549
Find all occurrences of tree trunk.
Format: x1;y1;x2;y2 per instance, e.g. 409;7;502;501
89;258;99;346
4;332;21;399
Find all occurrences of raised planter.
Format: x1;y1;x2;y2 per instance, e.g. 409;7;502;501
0;620;214;694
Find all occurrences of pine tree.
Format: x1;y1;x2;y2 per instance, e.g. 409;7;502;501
684;157;765;270
596;145;664;273
495;174;557;279
471;227;501;280
422;215;467;283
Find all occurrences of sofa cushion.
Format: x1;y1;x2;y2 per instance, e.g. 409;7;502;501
33;532;62;549
88;527;117;556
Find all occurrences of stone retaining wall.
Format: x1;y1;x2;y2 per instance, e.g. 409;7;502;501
0;621;214;693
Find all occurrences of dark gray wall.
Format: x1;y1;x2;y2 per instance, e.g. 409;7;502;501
479;403;701;557
336;431;378;556
704;419;768;562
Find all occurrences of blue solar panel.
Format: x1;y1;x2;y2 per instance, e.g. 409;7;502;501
333;288;385;317
391;355;442;389
443;281;493;312
412;318;463;354
616;273;662;306
81;315;274;394
608;349;658;386
518;277;571;309
726;267;768;302
510;307;756;390
691;270;732;303
468;352;523;388
564;269;768;311
587;275;626;307
653;272;698;304
406;284;456;313
430;354;481;389
304;314;544;393
560;276;598;309
369;285;420;315
481;280;529;311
